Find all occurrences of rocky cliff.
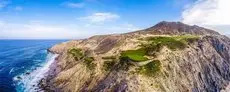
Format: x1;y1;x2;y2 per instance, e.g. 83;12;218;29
40;21;230;92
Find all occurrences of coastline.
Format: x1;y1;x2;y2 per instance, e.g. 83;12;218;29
14;51;59;92
38;50;61;91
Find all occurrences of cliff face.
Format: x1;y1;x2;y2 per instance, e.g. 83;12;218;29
42;22;230;92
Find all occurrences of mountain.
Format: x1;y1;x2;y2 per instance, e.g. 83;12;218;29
144;21;220;35
39;21;230;92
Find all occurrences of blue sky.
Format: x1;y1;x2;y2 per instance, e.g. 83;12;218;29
0;0;229;39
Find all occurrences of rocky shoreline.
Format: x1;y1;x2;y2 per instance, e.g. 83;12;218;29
38;51;61;92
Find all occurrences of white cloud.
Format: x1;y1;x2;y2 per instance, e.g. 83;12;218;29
0;20;139;39
78;12;120;23
182;0;230;34
107;23;140;32
15;6;23;11
82;23;140;35
0;21;82;39
64;2;85;8
206;25;230;34
0;0;10;9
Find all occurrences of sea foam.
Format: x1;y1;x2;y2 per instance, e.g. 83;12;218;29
14;53;58;92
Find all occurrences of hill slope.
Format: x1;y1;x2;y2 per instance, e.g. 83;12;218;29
40;21;230;92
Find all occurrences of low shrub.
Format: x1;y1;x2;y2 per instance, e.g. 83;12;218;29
117;59;133;71
68;48;84;61
145;36;187;50
84;57;94;62
137;60;161;77
102;56;117;60
103;60;116;71
141;35;200;54
83;57;96;70
68;48;96;70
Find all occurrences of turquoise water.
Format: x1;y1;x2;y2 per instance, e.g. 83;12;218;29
0;40;66;92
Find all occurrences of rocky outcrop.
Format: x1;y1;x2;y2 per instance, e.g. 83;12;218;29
41;21;230;92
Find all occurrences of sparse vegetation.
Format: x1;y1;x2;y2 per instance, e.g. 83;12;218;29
145;36;187;50
84;57;94;62
83;57;96;70
137;60;161;77
102;56;118;71
68;35;199;74
102;56;117;60
176;35;200;43
68;48;96;70
141;35;199;55
117;59;133;71
68;48;84;61
145;35;199;49
103;60;116;71
120;35;199;62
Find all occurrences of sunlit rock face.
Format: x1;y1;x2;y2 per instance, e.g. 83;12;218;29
40;21;230;92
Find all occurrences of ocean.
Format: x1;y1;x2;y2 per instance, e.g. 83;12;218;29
0;40;66;92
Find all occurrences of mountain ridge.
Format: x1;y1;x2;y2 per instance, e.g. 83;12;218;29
139;21;220;35
81;21;220;41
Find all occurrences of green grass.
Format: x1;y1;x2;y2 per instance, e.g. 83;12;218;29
126;54;148;61
137;60;161;77
120;48;149;62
